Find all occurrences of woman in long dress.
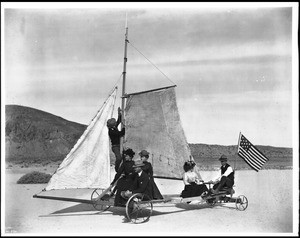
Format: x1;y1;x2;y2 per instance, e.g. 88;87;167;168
180;161;208;198
138;150;164;200
110;148;136;206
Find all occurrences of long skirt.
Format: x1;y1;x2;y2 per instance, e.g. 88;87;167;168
180;182;208;198
150;178;163;200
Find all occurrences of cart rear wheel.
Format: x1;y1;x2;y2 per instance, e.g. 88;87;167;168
126;193;153;224
91;188;111;212
235;195;248;211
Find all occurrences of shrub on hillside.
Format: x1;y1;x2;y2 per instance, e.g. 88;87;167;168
17;171;51;184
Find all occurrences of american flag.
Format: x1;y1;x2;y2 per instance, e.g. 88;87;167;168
238;134;269;172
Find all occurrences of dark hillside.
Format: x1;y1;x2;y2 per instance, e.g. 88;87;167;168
5;105;87;163
189;144;293;170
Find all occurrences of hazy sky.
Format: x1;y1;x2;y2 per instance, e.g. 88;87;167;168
2;3;298;147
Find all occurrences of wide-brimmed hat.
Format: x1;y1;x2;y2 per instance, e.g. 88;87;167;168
123;148;135;158
139;150;149;157
107;118;117;127
219;155;228;161
132;160;145;168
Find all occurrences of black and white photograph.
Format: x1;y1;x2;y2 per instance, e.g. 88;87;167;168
1;2;299;236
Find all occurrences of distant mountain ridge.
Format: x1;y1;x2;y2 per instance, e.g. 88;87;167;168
5;105;293;170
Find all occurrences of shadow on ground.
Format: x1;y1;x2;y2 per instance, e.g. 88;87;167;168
39;200;235;219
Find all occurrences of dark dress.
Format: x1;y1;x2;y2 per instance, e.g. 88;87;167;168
142;161;164;199
111;160;135;206
181;182;208;198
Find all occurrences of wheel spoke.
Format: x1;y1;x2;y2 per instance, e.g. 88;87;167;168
235;195;248;211
91;188;111;212
126;193;153;223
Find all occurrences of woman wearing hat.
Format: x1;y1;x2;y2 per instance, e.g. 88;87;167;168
180;161;208;199
139;150;163;200
110;148;136;207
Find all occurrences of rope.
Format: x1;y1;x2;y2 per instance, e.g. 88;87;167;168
113;73;123;90
110;73;123;118
128;40;176;86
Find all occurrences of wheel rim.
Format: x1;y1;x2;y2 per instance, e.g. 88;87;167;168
91;188;111;212
235;195;248;211
126;193;153;224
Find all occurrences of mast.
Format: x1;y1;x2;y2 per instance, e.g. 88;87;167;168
120;15;128;152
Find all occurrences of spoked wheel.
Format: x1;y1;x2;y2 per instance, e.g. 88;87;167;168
126;193;153;224
91;188;111;212
235;195;248;211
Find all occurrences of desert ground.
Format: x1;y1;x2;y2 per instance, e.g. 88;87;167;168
3;164;297;236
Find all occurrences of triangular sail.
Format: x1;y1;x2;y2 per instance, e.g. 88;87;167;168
45;88;117;191
124;86;193;179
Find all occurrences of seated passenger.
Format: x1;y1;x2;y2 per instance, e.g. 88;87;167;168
110;148;136;207
121;160;153;200
180;161;208;199
209;155;234;194
138;150;163;200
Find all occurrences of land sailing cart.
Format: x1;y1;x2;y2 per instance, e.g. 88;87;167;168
34;178;248;224
33;19;248;224
89;181;248;224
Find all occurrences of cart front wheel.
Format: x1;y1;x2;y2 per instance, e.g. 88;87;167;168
235;195;248;211
91;188;111;212
126;193;153;224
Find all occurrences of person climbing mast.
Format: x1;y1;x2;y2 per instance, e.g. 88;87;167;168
107;107;125;172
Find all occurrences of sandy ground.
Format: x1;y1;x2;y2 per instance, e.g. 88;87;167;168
3;165;298;236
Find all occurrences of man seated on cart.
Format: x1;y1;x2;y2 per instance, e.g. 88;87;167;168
209;155;234;194
121;160;153;201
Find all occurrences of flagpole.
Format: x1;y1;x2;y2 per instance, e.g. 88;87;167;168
120;13;128;153
237;132;242;154
235;132;242;170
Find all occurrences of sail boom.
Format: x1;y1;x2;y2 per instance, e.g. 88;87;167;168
153;176;182;181
123;85;177;97
33;194;94;204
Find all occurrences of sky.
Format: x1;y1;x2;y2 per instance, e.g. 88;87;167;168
2;2;299;148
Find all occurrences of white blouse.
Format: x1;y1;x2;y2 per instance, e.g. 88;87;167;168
183;171;199;185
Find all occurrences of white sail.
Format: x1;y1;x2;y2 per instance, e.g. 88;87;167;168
45;88;117;190
124;86;193;179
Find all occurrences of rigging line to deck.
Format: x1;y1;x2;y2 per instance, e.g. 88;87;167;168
128;41;176;86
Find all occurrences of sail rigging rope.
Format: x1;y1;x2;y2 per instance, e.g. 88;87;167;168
110;73;123;117
87;73;122;124
128;40;176;86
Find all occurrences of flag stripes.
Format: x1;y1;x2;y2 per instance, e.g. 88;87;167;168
238;134;269;172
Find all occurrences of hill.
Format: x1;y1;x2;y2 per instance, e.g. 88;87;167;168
189;144;293;170
5;105;87;164
5;105;293;170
